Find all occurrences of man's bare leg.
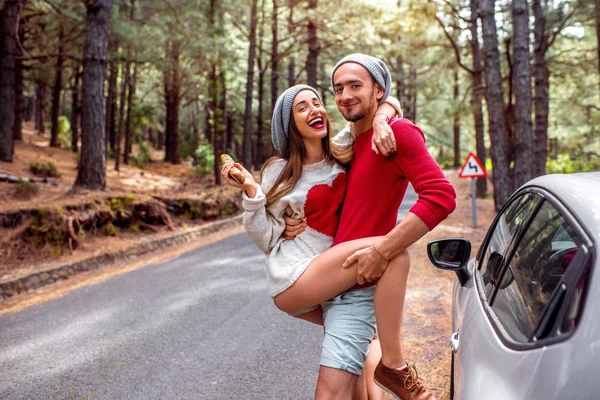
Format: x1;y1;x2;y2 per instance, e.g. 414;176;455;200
315;366;358;400
353;369;368;400
364;335;384;400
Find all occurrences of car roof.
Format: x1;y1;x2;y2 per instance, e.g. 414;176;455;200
523;172;600;245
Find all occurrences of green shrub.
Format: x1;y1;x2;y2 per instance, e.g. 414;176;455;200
131;141;152;169
192;143;215;177
546;153;600;174
13;181;40;198
57;116;71;150
30;161;61;178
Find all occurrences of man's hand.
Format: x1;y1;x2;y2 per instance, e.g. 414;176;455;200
283;215;306;240
342;246;389;285
372;114;397;156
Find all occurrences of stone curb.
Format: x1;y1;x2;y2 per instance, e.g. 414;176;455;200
0;214;243;301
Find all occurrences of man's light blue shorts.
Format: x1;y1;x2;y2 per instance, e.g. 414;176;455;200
320;286;376;376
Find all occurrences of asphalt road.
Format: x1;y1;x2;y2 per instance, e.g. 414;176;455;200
0;186;417;400
0;234;324;400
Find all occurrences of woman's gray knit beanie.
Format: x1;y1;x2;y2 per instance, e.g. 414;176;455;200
330;53;391;104
271;84;322;156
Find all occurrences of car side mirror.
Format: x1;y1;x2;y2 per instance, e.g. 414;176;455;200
427;239;472;286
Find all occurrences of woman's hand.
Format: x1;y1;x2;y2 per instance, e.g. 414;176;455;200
221;162;258;198
372;114;397;156
282;215;306;239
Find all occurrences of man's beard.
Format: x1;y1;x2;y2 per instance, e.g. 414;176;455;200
339;88;377;122
343;108;367;122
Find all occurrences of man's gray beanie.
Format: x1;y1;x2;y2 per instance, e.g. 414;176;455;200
330;53;391;104
271;84;322;156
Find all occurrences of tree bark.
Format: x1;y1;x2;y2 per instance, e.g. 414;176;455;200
13;11;25;142
124;61;136;163
115;63;127;171
305;0;318;87
511;0;534;189
470;0;487;198
271;0;279;112
105;38;118;155
75;0;114;190
218;69;227;153
410;67;417;122
163;39;180;164
596;0;600;101
396;55;405;108
0;0;18;161
123;0;136;164
50;27;65;148
255;0;266;169
35;81;47;134
480;0;510;210
453;69;460;167
288;57;295;86
71;64;81;152
533;0;549;177
242;0;258;165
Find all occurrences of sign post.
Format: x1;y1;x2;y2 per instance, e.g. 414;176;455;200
458;152;487;226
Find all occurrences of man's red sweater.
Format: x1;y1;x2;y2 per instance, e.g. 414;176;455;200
334;117;456;246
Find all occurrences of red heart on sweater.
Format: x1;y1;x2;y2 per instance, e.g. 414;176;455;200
304;173;347;238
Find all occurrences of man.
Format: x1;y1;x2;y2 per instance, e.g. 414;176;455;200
285;54;456;400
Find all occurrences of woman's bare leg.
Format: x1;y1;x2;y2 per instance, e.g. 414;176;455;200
274;236;410;369
274;237;383;312
292;306;324;326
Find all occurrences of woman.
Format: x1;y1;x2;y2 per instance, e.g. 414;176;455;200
221;85;409;398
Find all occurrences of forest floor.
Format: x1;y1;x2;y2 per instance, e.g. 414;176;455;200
0;122;241;281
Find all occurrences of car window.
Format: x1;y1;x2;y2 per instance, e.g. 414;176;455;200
480;193;540;292
491;201;584;343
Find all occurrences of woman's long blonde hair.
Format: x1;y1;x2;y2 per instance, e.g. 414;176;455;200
262;115;353;207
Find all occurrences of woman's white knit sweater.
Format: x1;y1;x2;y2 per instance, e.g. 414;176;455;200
242;158;347;297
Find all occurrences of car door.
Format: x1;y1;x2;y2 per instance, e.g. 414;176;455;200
455;188;592;400
453;191;542;399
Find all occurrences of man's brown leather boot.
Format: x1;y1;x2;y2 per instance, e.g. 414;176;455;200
373;361;438;400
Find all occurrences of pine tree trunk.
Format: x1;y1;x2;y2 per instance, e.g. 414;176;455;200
243;0;258;165
288;58;295;86
124;62;136;163
13;13;25;142
271;0;279;112
396;55;405;108
218;69;227;153
0;0;18;161
596;0;600;101
453;70;460;167
50;27;65;148
35;82;46;134
123;0;136;164
75;0;114;190
511;0;534;189
533;0;549;177
115;63;127;171
71;65;81;152
470;0;487;198
105;39;118;155
255;0;266;169
305;0;318;87
256;68;265;169
163;40;180;165
410;67;417;122
480;0;510;210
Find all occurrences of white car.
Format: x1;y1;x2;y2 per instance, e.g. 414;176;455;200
427;172;599;400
